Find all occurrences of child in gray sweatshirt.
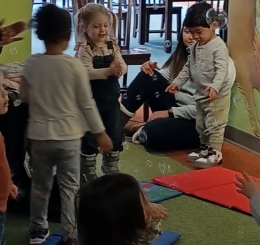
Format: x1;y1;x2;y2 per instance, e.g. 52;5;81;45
166;2;231;168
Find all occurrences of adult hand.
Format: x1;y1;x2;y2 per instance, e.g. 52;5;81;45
165;83;178;94
148;110;169;121
235;172;260;199
205;86;217;101
0;20;27;47
141;61;160;76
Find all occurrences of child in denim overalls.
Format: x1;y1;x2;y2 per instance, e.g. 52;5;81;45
75;3;127;181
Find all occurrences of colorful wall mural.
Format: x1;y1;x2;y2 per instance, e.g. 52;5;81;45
0;0;31;63
228;0;260;137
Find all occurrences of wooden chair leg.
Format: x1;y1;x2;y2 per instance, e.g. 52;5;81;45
160;14;165;38
143;101;149;122
145;13;150;43
133;13;138;38
176;10;182;41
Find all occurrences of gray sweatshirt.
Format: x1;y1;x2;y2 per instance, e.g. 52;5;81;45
250;194;260;227
172;37;230;104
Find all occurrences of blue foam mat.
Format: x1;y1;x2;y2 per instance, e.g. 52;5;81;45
139;181;182;203
152;231;180;245
42;231;180;245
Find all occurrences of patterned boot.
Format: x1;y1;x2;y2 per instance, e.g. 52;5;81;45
80;154;97;182
101;151;120;174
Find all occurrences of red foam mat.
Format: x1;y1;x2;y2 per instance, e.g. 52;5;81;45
152;167;255;214
152;167;238;194
193;183;251;214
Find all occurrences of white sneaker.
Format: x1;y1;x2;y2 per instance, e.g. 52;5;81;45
132;126;145;144
193;148;222;169
187;144;210;163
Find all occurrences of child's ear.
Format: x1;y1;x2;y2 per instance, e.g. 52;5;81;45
211;21;218;31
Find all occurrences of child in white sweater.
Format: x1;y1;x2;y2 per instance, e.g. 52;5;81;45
20;4;112;245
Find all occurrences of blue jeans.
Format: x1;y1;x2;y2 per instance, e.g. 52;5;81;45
0;212;5;245
30;139;81;240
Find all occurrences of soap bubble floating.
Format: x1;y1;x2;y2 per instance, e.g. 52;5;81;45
10;44;18;55
232;94;238;107
153;4;159;10
146;159;152;168
152;74;158;81
158;162;166;174
123;141;129;150
164;40;171;48
136;94;141;101
206;8;228;30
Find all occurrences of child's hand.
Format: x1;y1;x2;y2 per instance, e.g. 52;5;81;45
95;131;113;154
235;172;260;199
148;203;168;220
9;184;18;199
165;83;178;94
109;60;122;78
205;86;217;101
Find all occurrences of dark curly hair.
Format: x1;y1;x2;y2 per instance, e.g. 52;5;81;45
29;4;71;44
184;1;215;28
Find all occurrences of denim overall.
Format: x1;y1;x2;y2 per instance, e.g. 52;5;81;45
81;41;123;181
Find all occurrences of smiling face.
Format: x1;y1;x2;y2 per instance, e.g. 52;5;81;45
86;13;110;46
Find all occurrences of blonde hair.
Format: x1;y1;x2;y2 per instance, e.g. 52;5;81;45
75;3;117;47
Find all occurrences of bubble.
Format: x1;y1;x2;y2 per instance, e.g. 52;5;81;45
82;174;87;182
138;128;147;143
136;95;141;101
146;160;152;167
164;40;171;48
155;91;160;98
158;162;166;174
206;8;228;30
14;99;22;107
123;93;128;100
153;4;159;10
152;74;158;81
10;46;18;55
133;169;140;179
232;94;238;107
52;166;57;176
204;113;224;135
123;141;129;150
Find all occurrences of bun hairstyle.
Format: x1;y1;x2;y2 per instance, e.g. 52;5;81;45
29;4;71;44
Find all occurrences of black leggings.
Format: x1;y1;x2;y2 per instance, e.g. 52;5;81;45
121;70;176;113
122;71;200;151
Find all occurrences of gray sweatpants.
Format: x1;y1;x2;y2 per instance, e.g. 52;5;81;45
196;93;231;151
30;139;81;240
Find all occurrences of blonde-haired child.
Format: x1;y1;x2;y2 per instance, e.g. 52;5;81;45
75;3;127;181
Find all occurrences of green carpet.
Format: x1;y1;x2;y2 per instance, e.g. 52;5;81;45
5;142;260;245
